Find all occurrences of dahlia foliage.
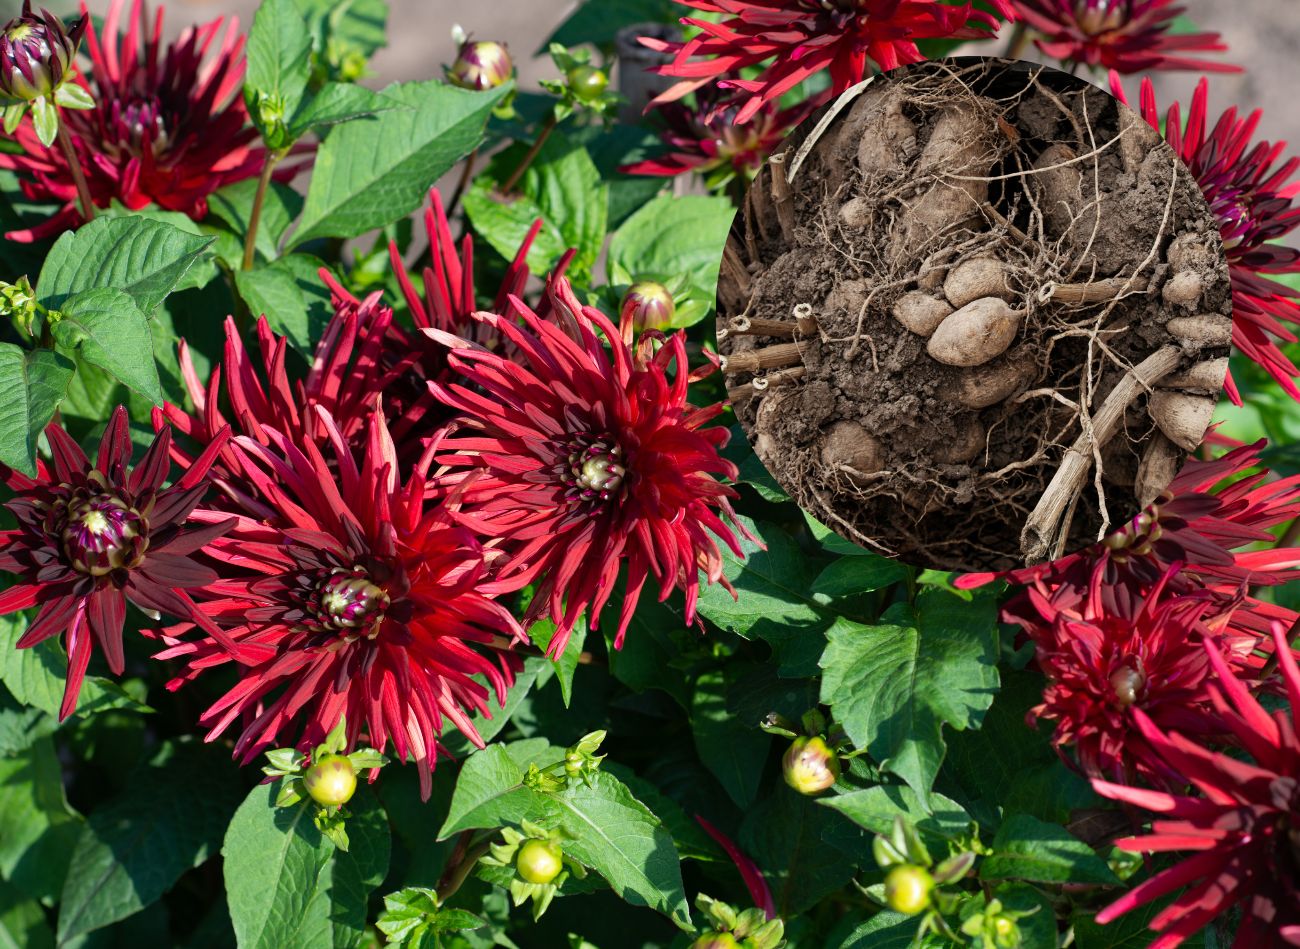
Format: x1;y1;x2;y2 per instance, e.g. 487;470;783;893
0;0;1298;945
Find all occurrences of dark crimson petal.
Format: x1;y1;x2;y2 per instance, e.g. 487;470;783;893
85;585;127;674
137;553;219;589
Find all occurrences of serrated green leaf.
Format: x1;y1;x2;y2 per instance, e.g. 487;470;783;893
233;254;334;355
811;556;911;597
57;742;243;943
51;288;163;405
38;216;215;315
290;80;509;247
294;0;387;58
462;178;567;279
529;620;586;707
0;344;73;477
289;83;399;137
223;782;334;949
607;194;736;295
819;785;972;847
741;786;855;916
207;180;304;264
244;0;313;142
980;814;1120;885
0;875;55;949
837;911;927;949
818;588;1000;803
691;671;770;809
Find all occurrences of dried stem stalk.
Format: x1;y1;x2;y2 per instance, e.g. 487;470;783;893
719;342;805;374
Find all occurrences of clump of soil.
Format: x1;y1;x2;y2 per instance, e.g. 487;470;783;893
718;58;1231;572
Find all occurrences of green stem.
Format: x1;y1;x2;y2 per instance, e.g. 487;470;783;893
500;111;558;196
242;150;283;271
1002;22;1030;60
447;147;478;216
55;119;94;223
435;834;492;905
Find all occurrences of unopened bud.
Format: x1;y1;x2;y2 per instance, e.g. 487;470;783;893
782;735;839;795
447;40;513;91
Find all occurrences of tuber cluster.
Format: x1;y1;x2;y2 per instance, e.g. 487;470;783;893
718;58;1232;570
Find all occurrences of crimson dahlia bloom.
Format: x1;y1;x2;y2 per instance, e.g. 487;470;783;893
1019;569;1252;781
622;87;815;183
0;407;231;718
156;412;523;797
427;278;751;653
1112;75;1300;402
1092;625;1300;947
1012;0;1236;74
0;0;295;240
643;0;1016;125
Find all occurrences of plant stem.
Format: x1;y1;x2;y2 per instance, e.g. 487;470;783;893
243;150;283;271
435;834;492;905
500;111;558;196
55;120;94;223
1002;22;1030;60
447;147;478;216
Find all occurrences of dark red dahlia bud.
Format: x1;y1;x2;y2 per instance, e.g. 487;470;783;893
782;735;840;794
58;492;147;576
0;1;83;101
313;568;390;634
447;40;513;91
303;754;357;807
622;281;676;330
515;838;563;884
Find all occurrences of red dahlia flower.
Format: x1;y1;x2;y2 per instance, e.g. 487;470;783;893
643;0;1016;125
0;0;297;240
622;86;816;183
1019;569;1252;781
156;412;523;796
427;278;751;654
1092;625;1300;947
960;441;1300;635
1112;75;1300;402
0;406;232;719
1012;0;1237;74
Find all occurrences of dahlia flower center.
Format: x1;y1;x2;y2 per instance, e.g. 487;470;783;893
315;569;390;635
566;440;627;500
1109;661;1146;707
1103;506;1165;562
61;494;146;577
1075;1;1129;35
5;22;35;43
116;97;169;153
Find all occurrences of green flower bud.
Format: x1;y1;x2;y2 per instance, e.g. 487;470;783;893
883;865;934;916
689;935;739;949
303;753;357;807
0;1;83;102
566;64;607;102
782;735;840;795
515;838;563;885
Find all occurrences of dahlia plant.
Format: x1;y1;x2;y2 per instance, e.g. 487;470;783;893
0;1;1296;947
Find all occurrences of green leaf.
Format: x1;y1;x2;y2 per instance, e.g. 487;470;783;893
207;180;305;264
811;556;911;597
439;656;546;758
291;786;391;949
0;876;55;949
51;288;163;405
289;83;399;137
741;786;856;915
530;620;587;707
290;80;510;247
294;0;388;58
819;785;973;847
0;344;74;477
234;254;334;355
691;671;770;808
837;911;926;949
1073;897;1208;949
57;743;243;943
30;97;55;148
223;782;334;949
0;736;79;904
607;194;736;295
38;216;215;315
545;0;679;49
818;588;1000;802
462;180;567;280
244;0;314;142
980;814;1121;885
439;747;690;929
0;611;152;720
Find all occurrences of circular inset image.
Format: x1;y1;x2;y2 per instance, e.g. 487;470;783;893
717;57;1232;572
